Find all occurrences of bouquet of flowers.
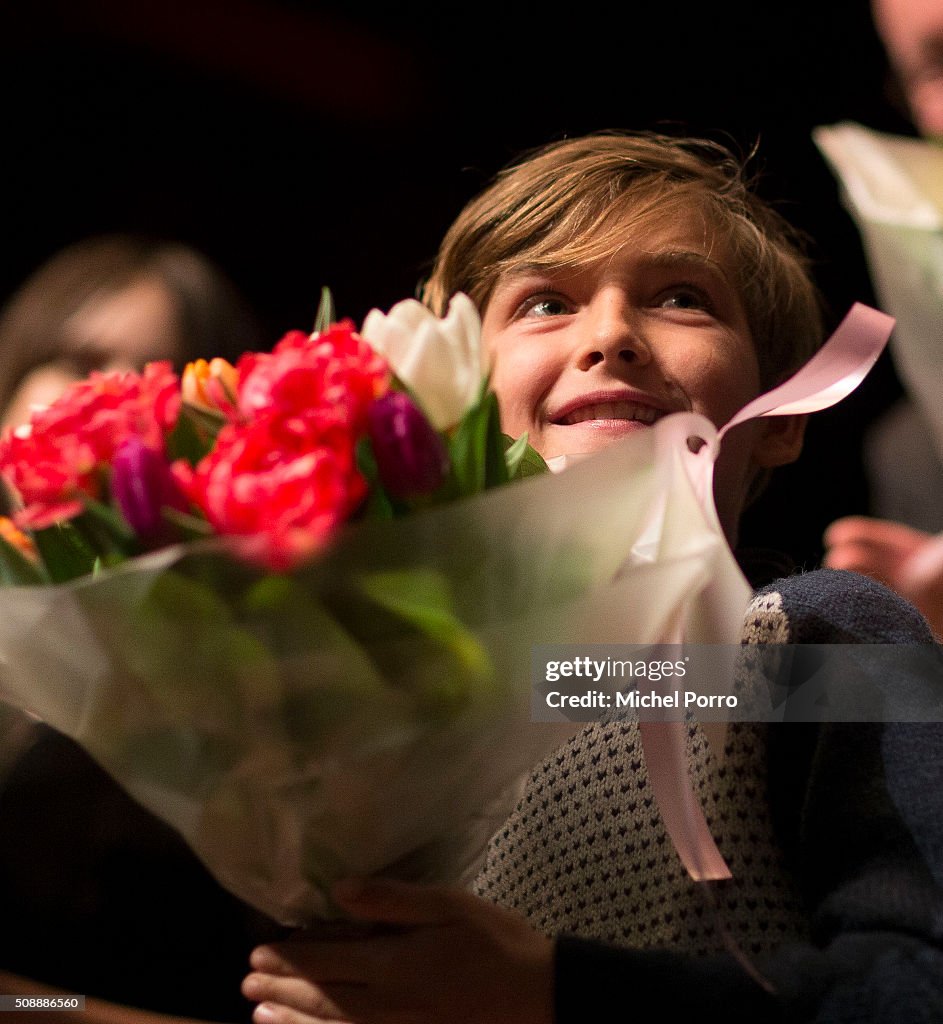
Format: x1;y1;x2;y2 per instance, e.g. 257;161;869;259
0;286;895;923
0;291;725;923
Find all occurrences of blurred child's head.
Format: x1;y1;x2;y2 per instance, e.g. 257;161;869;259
421;132;824;542
0;235;263;428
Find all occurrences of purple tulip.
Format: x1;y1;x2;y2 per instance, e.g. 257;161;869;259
367;392;449;499
111;437;187;542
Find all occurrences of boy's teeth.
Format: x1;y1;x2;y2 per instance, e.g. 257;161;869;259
561;401;659;425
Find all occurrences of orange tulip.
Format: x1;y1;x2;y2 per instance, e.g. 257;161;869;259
0;516;37;561
182;358;239;416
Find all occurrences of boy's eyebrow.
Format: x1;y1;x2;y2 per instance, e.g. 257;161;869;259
497;251;735;284
491;251;739;303
497;264;557;282
643;250;735;284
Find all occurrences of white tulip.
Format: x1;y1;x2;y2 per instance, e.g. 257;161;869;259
361;293;487;431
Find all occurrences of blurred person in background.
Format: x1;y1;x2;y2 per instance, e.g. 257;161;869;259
0;233;262;427
824;0;943;635
0;235;279;1023
873;0;943;137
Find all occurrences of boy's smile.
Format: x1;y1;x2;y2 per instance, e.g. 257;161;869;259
548;386;669;429
481;212;802;541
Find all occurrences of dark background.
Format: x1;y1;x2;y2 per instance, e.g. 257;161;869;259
0;0;917;567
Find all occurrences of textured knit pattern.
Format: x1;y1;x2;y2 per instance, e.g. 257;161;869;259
473;589;808;957
552;569;943;1024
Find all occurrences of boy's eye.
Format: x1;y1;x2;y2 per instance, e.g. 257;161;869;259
657;284;714;313
517;294;572;319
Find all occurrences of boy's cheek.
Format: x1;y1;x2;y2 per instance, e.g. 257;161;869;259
489;347;554;428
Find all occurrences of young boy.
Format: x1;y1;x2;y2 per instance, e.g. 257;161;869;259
242;133;943;1023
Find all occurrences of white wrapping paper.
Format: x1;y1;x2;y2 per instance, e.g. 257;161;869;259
0;425;742;924
814;122;943;458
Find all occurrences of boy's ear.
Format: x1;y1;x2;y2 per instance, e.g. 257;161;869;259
751;414;807;468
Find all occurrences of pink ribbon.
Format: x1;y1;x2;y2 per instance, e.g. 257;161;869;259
720;303;895;435
642;302;895;881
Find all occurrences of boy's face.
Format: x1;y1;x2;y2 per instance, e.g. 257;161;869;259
481;211;800;542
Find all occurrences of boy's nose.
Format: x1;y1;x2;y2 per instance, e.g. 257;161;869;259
576;295;651;370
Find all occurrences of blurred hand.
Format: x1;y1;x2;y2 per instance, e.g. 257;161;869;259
824;516;943;635
242;878;554;1024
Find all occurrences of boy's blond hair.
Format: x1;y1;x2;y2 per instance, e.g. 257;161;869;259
421;132;824;388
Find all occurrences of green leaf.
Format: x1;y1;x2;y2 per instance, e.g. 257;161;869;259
30;500;138;582
0;534;47;585
161;507;215;540
146;568;234;625
80;496;137;550
355;437;396;520
482;391;510;489
359;567;453;618
448;386;508;495
166;404;224;465
354;568;496;720
503;433;549;480
241;573;388;741
33;521;99;582
313;286;336;334
116;570;271;727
